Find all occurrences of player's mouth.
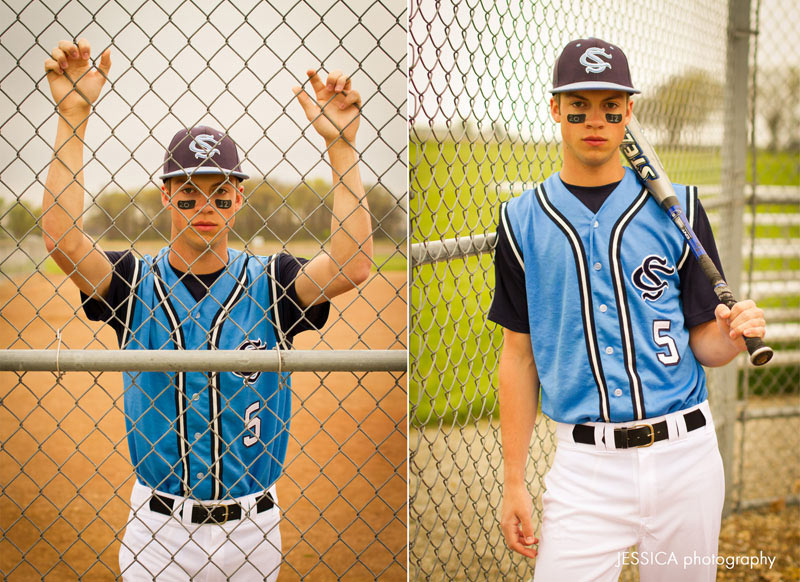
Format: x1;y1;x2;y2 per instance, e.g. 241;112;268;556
583;135;607;147
192;221;218;232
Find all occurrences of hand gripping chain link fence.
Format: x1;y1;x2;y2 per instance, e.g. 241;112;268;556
409;0;799;580
0;1;407;580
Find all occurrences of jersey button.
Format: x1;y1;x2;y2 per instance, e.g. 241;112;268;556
593;221;599;228
196;472;204;480
599;304;608;313
605;346;614;355
194;432;202;441
593;262;602;271
614;388;623;397
192;393;200;402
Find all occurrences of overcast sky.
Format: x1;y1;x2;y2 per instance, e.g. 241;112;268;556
0;0;407;204
409;0;798;144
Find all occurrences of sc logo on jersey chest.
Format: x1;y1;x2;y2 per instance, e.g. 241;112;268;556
232;339;267;383
631;255;675;301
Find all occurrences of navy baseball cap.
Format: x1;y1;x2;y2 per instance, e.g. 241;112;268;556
551;37;640;95
159;126;249;182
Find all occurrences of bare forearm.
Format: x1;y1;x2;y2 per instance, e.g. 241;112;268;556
42;113;90;252
326;141;372;281
41;111;112;297
499;345;539;486
689;319;742;367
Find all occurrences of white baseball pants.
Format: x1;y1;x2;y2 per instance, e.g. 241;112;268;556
533;400;725;582
119;480;281;581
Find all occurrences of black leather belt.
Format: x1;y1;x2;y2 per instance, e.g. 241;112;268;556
149;491;275;524
572;408;706;449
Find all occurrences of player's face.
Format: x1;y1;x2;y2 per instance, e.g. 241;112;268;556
551;90;633;168
162;174;244;250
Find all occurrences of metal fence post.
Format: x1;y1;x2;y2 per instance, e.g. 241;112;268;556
716;0;753;516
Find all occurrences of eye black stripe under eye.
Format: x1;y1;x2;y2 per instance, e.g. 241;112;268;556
215;200;232;209
177;200;196;209
567;114;585;123
606;114;623;123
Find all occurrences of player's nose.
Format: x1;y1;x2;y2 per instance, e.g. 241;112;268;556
585;106;605;126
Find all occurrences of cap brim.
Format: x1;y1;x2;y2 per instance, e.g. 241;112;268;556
551;81;640;94
159;167;250;182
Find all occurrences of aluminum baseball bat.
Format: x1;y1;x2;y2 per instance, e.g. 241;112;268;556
620;114;773;366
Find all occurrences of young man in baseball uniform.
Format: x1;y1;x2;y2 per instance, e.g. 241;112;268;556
490;38;767;581
42;39;371;581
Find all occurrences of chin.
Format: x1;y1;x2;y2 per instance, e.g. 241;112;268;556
580;150;617;167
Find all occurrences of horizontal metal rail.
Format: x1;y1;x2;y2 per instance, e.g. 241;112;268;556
411;233;497;266
0;350;407;373
702;186;799;209
738;350;800;367
737;494;800;512
738;405;800;420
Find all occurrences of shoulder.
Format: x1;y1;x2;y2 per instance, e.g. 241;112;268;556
505;184;539;211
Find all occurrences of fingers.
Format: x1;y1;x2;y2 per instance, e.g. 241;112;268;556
326;69;350;93
724;299;767;340
44;58;61;76
306;68;356;99
520;516;538;546
500;513;538;559
340;89;361;109
51;46;68;71
77;38;91;60
98;48;112;77
49;40;85;73
46;40;110;78
305;70;326;95
714;303;731;321
58;40;78;61
292;86;320;122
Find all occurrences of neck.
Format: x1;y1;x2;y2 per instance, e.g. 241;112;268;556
168;237;229;274
559;155;626;187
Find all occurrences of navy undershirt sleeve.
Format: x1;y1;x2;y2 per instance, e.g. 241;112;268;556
678;200;725;329
275;253;331;341
80;251;137;346
487;211;530;333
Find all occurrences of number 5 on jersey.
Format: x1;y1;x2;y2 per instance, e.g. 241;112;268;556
653;320;680;366
243;401;261;447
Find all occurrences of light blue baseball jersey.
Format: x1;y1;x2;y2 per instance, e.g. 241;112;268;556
501;168;707;423
120;247;290;500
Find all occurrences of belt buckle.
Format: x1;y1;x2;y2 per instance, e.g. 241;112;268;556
206;502;230;524
632;423;655;447
217;503;230;523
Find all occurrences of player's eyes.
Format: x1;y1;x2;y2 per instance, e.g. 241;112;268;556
571;101;586;108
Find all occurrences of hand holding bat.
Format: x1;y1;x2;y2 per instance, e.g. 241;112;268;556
620;114;773;366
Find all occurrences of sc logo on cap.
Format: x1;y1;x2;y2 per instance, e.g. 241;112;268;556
189;134;221;160
580;47;613;74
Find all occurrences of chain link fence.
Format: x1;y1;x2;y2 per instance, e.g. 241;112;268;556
409;0;799;580
0;0;407;580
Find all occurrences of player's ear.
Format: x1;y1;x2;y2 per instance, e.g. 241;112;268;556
550;96;561;123
625;96;634;123
161;180;171;207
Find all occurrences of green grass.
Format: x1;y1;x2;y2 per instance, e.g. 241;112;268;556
411;139;560;241
411;138;799;427
41;256;62;275
373;251;407;272
410;254;503;426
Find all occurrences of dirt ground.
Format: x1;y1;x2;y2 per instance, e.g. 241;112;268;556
0;269;407;581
